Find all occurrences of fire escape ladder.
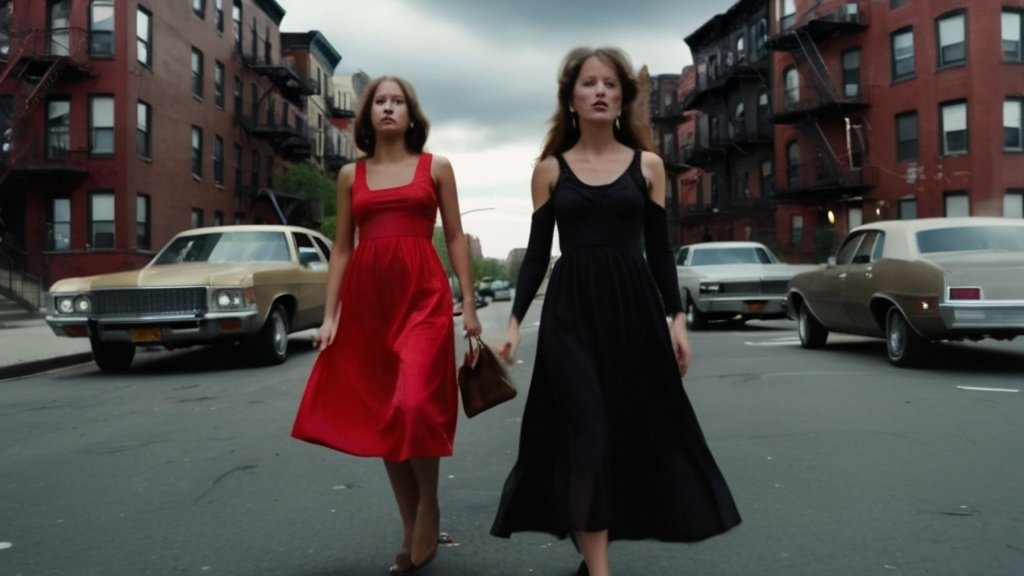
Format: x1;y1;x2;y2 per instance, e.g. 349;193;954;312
792;29;839;104
797;117;842;182
24;59;68;116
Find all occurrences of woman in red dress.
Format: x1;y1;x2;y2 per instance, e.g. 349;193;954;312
292;75;481;575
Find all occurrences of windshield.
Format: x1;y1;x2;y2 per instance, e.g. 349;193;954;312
689;247;777;266
151;231;291;264
916;226;1024;254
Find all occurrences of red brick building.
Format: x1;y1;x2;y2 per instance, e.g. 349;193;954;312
0;0;331;287
679;0;1024;263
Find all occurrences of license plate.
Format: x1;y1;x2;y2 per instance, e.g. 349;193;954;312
130;327;162;343
746;302;766;314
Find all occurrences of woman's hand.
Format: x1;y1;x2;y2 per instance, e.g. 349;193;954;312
461;308;482;338
312;316;338;351
497;317;522;365
670;314;692;377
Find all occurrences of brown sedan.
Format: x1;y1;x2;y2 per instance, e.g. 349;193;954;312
46;225;331;371
786;217;1024;367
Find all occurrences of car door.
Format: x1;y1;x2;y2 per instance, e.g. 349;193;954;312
840;231;885;335
806;232;865;330
290;232;328;329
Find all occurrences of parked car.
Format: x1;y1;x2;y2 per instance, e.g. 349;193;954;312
787;217;1024;367
490;279;512;301
46;225;332;372
676;241;817;329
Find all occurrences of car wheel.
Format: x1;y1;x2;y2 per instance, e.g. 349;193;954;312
90;340;136;372
686;296;708;330
252;303;289;365
797;302;828;349
886;307;926;367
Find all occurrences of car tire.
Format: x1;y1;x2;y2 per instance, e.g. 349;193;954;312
686;296;709;330
252;303;289;365
886;307;926;367
91;340;136;372
797;301;828;349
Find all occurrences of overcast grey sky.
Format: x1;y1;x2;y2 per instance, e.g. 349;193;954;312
276;0;721;258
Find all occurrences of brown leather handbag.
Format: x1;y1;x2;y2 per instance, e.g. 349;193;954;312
457;335;517;418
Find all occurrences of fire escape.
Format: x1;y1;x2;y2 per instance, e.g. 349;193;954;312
767;1;876;203
0;27;91;191
240;42;316;163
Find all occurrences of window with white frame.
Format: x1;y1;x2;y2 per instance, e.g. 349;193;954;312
89;191;115;249
136;7;151;67
214;61;224;109
781;0;796;31
784;67;799;107
1005;190;1024;218
899;197;917;219
936;11;966;67
941;101;968;155
896;111;918;162
1004;10;1022;62
89;0;114;56
137;194;150;250
136;100;150;157
89;95;114;155
215;0;224;33
48;197;71;251
892;28;914;80
192;0;205;18
848;206;863;232
214;135;224;185
191;48;203;97
191;208;204;228
842;49;860;98
944;192;969;217
791;214;803;246
191;126;202;177
1005;98;1023;151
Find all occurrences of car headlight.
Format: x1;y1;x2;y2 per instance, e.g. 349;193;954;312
211;288;250;311
699;283;721;295
57;295;92;314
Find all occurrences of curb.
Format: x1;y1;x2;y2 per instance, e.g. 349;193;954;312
0;352;94;381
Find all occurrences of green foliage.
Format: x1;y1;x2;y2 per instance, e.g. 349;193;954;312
272;162;337;227
472;258;508;284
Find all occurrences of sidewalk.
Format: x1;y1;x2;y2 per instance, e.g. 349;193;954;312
0;294;93;381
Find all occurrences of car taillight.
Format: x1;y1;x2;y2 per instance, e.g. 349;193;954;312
948;287;981;300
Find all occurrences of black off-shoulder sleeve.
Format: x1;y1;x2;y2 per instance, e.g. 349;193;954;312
644;199;684;316
510;201;555;323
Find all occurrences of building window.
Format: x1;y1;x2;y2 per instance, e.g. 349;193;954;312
755;19;768;58
214;210;224;226
233;75;242;117
896;111;918;162
89;95;114;155
234;212;244;224
757;90;769;125
250;17;257;60
233;143;242;192
1005;98;1023;152
49;0;71;56
0;2;11;61
215;0;224;33
137;194;150;250
89;192;115;249
214;61;225;109
783;67;799;107
191;126;202;177
899;197;918;219
842;49;860;99
191;208;204;228
936;11;966;68
848;207;863;232
89;0;114;56
1004;10;1023;62
940;100;968;155
1005;190;1024;218
136;7;151;67
944;192;970;217
250;150;260;188
791;214;803;246
191;48;203;98
891;0;908;8
760;160;773;197
48;197;71;251
46;99;70;161
192;0;205;18
214;135;224;185
136;100;150;158
892;28;914;81
232;0;242;52
780;0;796;31
787;141;800;186
264;25;272;64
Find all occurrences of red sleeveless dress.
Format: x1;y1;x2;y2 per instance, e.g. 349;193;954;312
292;153;458;461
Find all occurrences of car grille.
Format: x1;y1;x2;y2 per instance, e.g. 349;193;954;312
717;279;789;297
93;288;207;316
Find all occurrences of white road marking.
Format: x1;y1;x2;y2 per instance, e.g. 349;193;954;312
956;386;1019;393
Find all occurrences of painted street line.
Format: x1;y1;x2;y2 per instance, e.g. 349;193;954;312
956;386;1019;393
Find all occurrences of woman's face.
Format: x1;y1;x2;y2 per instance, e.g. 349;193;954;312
370;79;410;134
571;56;623;124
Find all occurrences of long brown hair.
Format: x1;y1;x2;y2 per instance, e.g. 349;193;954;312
538;47;654;160
353;75;430;156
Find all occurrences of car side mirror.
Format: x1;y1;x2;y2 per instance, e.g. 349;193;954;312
827;256;837;268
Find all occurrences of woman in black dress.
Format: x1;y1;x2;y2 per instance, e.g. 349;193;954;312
491;47;741;576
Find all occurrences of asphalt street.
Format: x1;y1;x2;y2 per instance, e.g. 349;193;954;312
2;299;1023;575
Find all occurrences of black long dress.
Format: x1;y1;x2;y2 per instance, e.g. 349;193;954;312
490;151;741;541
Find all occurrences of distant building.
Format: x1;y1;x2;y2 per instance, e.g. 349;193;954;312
671;0;1024;263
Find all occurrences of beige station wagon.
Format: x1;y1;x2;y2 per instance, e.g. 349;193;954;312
46;225;331;372
787;217;1024;367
